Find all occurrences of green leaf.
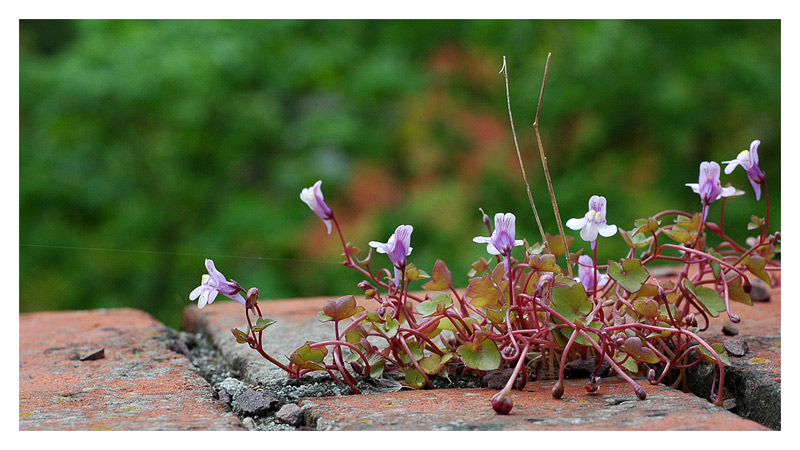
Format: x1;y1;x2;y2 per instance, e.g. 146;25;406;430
525;240;546;256
528;254;561;273
633;298;659;320
457;339;501;371
231;327;250;344
369;357;386;378
747;215;765;231
403;369;426;389
684;280;726;317
697;343;731;367
416;292;453;316
321;295;365;322
374;316;400;339
743;255;771;285
633;217;660;236
419;353;455;375
559;321;602;346
289;343;328;371
551;283;592;323
421;259;453;291
707;249;723;279
614;350;640;373
726;275;753;306
620;229;653;248
252;317;276;332
399;341;424;365
675;213;702;231
546;233;573;257
404;263;429;281
607;259;650;293
465;273;502;308
621;337;660;364
661;226;696;245
345;324;366;344
437;316;477;333
467;257;490;278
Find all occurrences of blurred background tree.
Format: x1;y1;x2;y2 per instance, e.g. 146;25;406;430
19;20;780;329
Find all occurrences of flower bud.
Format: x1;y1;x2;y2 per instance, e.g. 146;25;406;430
491;391;513;415
658;286;668;303
743;280;752;294
377;305;386;318
634;384;647;400
551;381;564;399
647;368;657;384
479;208;493;232
584;376;600;393
685;313;697;328
245;287;259;309
729;313;741;323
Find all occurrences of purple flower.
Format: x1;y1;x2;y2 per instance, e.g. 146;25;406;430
566;195;617;244
189;259;245;309
473;212;523;272
301;180;333;234
686;161;737;206
575;255;609;293
723;140;766;200
369;225;414;286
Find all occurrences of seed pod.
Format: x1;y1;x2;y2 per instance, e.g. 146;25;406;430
492;391;513;415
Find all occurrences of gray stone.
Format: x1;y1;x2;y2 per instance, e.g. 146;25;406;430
217;389;232;405
275;403;304;427
483;368;515;389
241;417;256;430
723;338;749;357
232;388;278;416
750;279;770;302
564;357;610;379
722;324;739;336
216;377;247;399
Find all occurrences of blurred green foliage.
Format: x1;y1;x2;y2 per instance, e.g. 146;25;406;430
20;20;780;329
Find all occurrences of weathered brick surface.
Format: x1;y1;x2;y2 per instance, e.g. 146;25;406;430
19;308;243;430
300;380;769;430
686;279;781;429
182;296;335;387
184;293;774;431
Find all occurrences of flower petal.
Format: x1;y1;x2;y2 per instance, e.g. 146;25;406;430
189;285;206;301
368;241;388;253
580;223;599;242
598;223;618;237
566;217;587;231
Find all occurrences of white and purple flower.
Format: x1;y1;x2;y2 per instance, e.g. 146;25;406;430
473;212;524;272
301;180;334;234
723;140;766;201
189;259;246;309
566;195;617;245
575;255;609;293
686;161;737;207
369;225;414;286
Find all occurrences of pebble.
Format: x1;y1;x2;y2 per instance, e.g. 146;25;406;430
750;279;771;302
231;388;278;416
216;377;247;399
722;325;739;336
723;338;749;357
275;403;304;427
242;417;256;430
563;357;611;379
217;389;232;405
482;368;516;389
